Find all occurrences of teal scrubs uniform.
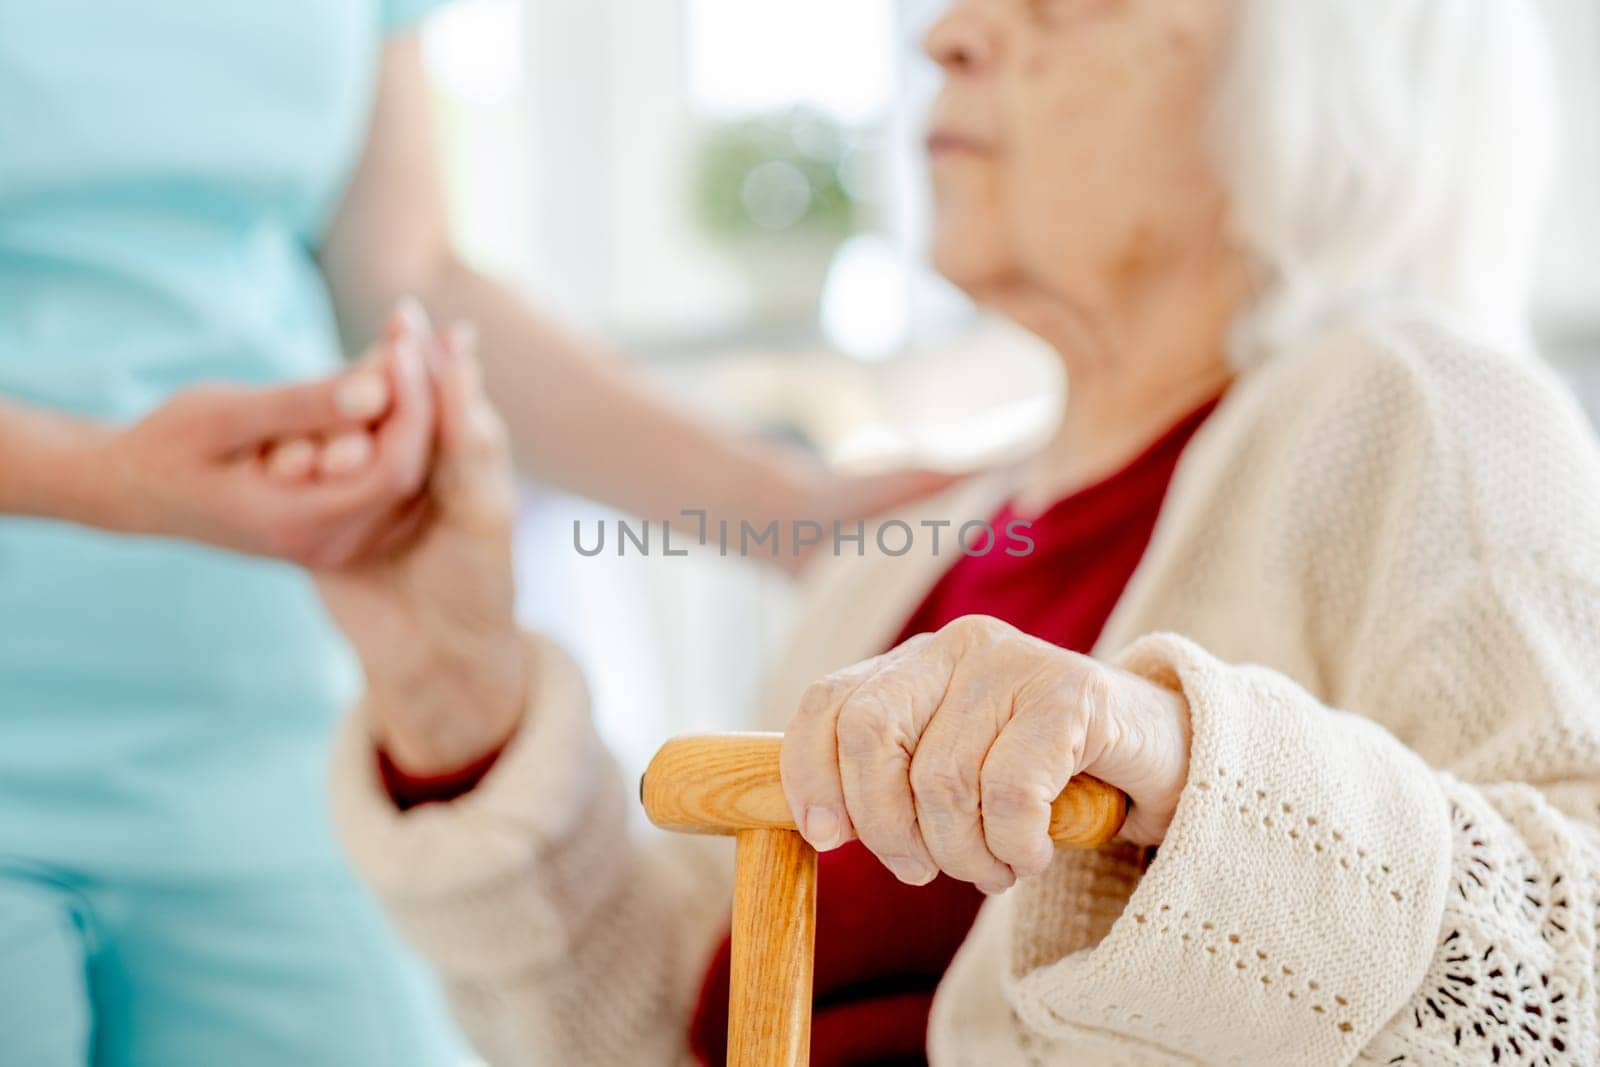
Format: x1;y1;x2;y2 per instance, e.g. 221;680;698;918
0;1;461;1062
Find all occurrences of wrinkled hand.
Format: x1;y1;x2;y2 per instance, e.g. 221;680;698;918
781;614;1191;894
314;323;529;776
97;301;436;567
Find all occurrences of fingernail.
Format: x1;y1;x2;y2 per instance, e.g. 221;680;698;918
336;372;389;419
802;806;842;851
977;878;1014;896
320;432;374;475
885;857;936;885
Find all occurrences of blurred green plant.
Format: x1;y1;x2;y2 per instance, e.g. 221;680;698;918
691;108;864;245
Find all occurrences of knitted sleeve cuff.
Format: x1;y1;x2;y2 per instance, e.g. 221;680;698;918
329;630;632;981
1004;633;1453;1066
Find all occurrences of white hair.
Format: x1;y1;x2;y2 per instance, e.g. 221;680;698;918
1213;1;1559;366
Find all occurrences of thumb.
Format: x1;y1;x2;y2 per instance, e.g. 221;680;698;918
434;322;483;463
431;322;511;511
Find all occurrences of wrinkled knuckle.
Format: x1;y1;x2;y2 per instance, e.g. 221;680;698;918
806;668;870;710
941;612;1008;653
940;614;985;642
1068;659;1121;719
910;752;975;812
979;776;1039;825
797;674;849;721
835;698;900;763
890;631;937;661
791;686;835;737
863;668;922;714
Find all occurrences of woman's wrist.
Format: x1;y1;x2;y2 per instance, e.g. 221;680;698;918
366;628;533;777
726;443;822;524
0;402;124;526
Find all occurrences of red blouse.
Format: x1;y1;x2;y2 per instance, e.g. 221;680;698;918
688;396;1217;1066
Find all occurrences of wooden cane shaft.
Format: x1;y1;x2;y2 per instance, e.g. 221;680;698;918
728;828;816;1067
642;732;1127;848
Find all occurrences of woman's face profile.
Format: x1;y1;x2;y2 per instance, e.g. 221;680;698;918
923;0;1236;311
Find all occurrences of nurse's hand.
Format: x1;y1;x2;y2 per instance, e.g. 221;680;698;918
315;324;529;776
95;302;437;567
780;615;1192;893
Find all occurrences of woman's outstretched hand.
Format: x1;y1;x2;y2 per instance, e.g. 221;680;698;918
779;465;963;574
314;323;529;777
88;301;438;567
780;614;1192;893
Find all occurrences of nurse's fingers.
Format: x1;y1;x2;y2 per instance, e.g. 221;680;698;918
280;349;433;564
244;369;425;563
251;306;505;567
258;298;435;483
260;427;381;484
202;298;432;458
317;431;376;478
192;367;391;454
263;436;320;483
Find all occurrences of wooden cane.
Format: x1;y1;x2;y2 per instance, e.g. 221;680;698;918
640;732;1128;1066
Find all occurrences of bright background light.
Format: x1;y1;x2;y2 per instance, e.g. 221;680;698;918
686;0;898;121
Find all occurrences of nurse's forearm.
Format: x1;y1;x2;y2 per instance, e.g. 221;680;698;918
419;258;820;525
316;38;829;535
0;398;117;525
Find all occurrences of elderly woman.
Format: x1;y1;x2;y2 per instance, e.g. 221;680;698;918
324;0;1598;1063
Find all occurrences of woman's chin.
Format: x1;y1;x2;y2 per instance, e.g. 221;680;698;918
929;237;1011;300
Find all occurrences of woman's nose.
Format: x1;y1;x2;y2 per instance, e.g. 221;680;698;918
923;4;995;75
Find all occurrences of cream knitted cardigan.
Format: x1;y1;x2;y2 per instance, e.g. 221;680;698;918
333;315;1600;1066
